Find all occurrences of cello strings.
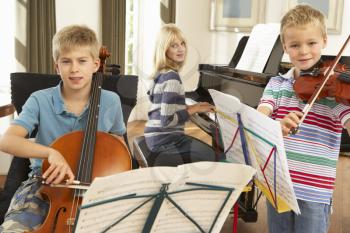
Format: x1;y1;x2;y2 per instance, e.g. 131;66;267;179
80;73;98;183
70;72;102;228
84;73;101;181
84;72;102;181
70;73;93;229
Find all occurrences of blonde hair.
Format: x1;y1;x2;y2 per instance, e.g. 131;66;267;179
152;24;187;78
280;4;326;44
52;25;99;62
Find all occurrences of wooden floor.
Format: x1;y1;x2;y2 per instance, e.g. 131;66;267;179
1;120;349;233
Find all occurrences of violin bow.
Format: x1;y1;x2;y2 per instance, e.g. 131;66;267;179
290;35;350;135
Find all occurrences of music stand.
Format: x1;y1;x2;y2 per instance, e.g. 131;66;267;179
73;162;255;233
75;182;234;233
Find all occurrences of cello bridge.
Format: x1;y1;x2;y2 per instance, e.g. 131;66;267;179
67;218;75;226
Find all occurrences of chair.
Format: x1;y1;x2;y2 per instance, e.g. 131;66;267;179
132;136;149;168
0;104;15;118
0;72;138;224
10;73;138;143
132;134;218;168
0;103;30;224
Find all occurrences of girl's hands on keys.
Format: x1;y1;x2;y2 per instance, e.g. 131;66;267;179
187;102;215;115
280;111;303;136
42;148;75;185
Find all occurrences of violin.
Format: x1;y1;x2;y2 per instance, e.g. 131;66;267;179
29;47;132;233
293;59;350;105
290;35;350;134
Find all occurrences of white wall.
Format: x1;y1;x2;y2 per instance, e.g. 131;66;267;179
0;115;13;175
322;0;350;55
55;0;101;41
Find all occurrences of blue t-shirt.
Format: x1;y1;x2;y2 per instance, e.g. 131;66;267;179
12;82;126;171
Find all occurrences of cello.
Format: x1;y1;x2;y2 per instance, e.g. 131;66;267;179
29;47;132;232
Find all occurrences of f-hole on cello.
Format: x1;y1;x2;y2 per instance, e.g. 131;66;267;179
29;47;132;233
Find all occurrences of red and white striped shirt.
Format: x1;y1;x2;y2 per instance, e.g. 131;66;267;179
259;68;350;204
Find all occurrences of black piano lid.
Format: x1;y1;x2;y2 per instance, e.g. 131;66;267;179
198;35;284;86
228;36;249;68
230;35;284;76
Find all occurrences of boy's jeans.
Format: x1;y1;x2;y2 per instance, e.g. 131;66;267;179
0;168;48;232
267;199;331;233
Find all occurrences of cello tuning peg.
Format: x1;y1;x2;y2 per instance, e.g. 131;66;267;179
106;64;121;75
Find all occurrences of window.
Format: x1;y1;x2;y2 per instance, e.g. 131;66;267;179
0;1;15;107
125;0;161;77
0;1;15;133
126;0;161;120
125;0;138;75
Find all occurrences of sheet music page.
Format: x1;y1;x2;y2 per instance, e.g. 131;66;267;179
235;23;280;73
209;89;300;214
151;162;255;233
75;167;177;233
74;162;255;233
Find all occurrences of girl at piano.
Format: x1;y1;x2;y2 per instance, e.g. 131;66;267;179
144;24;218;166
257;4;350;233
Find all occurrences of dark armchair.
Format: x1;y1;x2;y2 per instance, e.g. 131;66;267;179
0;72;138;223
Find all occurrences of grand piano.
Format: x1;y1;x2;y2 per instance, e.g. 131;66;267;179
186;36;350;222
187;35;283;135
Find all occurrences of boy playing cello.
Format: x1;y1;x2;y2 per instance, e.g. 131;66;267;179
0;25;126;232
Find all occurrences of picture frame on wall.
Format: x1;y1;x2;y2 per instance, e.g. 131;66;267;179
287;0;344;34
210;0;266;32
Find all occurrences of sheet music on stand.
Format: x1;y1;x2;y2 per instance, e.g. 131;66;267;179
235;23;280;73
74;162;255;233
209;89;300;214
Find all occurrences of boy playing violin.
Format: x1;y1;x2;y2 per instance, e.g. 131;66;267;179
257;5;350;233
0;25;126;232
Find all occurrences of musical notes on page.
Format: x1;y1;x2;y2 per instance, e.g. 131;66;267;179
74;162;255;233
209;89;300;214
